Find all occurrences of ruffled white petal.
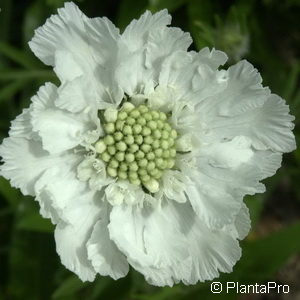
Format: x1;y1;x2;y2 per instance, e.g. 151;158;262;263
35;160;91;225
198;60;296;152
50;179;104;282
105;180;146;206
55;207;98;282
29;2;123;108
109;201;241;286
30;83;97;154
115;10;191;96
77;155;113;191
8;107;39;140
87;203;129;279
158;48;228;103
108;203;189;269
0;137;68;196
157;170;188;203
223;203;251;240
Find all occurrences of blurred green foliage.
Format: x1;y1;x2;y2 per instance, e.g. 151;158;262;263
0;0;300;299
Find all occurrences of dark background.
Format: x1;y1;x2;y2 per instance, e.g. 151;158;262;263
0;0;300;299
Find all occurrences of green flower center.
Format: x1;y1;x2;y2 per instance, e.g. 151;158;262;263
94;102;178;193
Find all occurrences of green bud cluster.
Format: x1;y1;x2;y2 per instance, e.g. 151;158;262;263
95;102;178;193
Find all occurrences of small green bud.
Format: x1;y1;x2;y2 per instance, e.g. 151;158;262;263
154;148;163;157
124;135;134;145
135;150;145;159
95;140;106;153
170;129;178;138
152;170;162;179
143;178;159;193
107;167;117;177
114;131;123;141
129;144;139;153
159;112;167;121
129;162;139;171
157;120;164;129
118;170;127;179
101;151;111;162
138;168;148;176
119;162;128;171
147;120;157;130
135;135;143;145
153;129;161;139
142;127;151;136
162;149;170;158
155;158;164;168
144;136;153;144
107;145;116;155
109;159;119;169
141;144;151;153
130;178;141;185
170;148;176;157
118;111;127;120
123;125;133;135
143;112;152;121
166;159;175;169
147;161;156;171
130;109;141;118
104;122;115;134
168;138;175;147
104;107;118;122
126;117;135;125
151;111;160;120
152;140;160;149
161;140;169;150
164;123;172;132
141;174;151;183
161;130;169;139
138;105;148;113
133;124;142;134
138;158;148;168
104;135;114;145
122;102;135;112
116;141;127;152
137;117;146;126
116;120;125;130
129;171;138;179
115;151;125;162
146;152;155;160
125;153;135;163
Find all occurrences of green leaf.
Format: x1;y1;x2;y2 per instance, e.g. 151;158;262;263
17;211;54;233
116;0;148;31
0;79;31;103
52;275;89;299
0;177;20;207
0;42;39;69
0;69;56;81
148;0;188;12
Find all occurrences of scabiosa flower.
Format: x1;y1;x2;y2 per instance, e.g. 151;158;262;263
0;2;296;286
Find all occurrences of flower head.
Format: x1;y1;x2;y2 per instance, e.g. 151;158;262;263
0;2;296;286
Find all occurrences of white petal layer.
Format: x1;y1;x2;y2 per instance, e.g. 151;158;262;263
29;2;123;108
0;137;67;196
198;60;296;152
116;10;191;96
31;83;96;154
53;184;102;282
87;203;129;280
9;107;39;140
109;201;241;286
223;202;251;240
179;136;283;229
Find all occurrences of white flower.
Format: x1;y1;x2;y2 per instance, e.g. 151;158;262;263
0;2;296;286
